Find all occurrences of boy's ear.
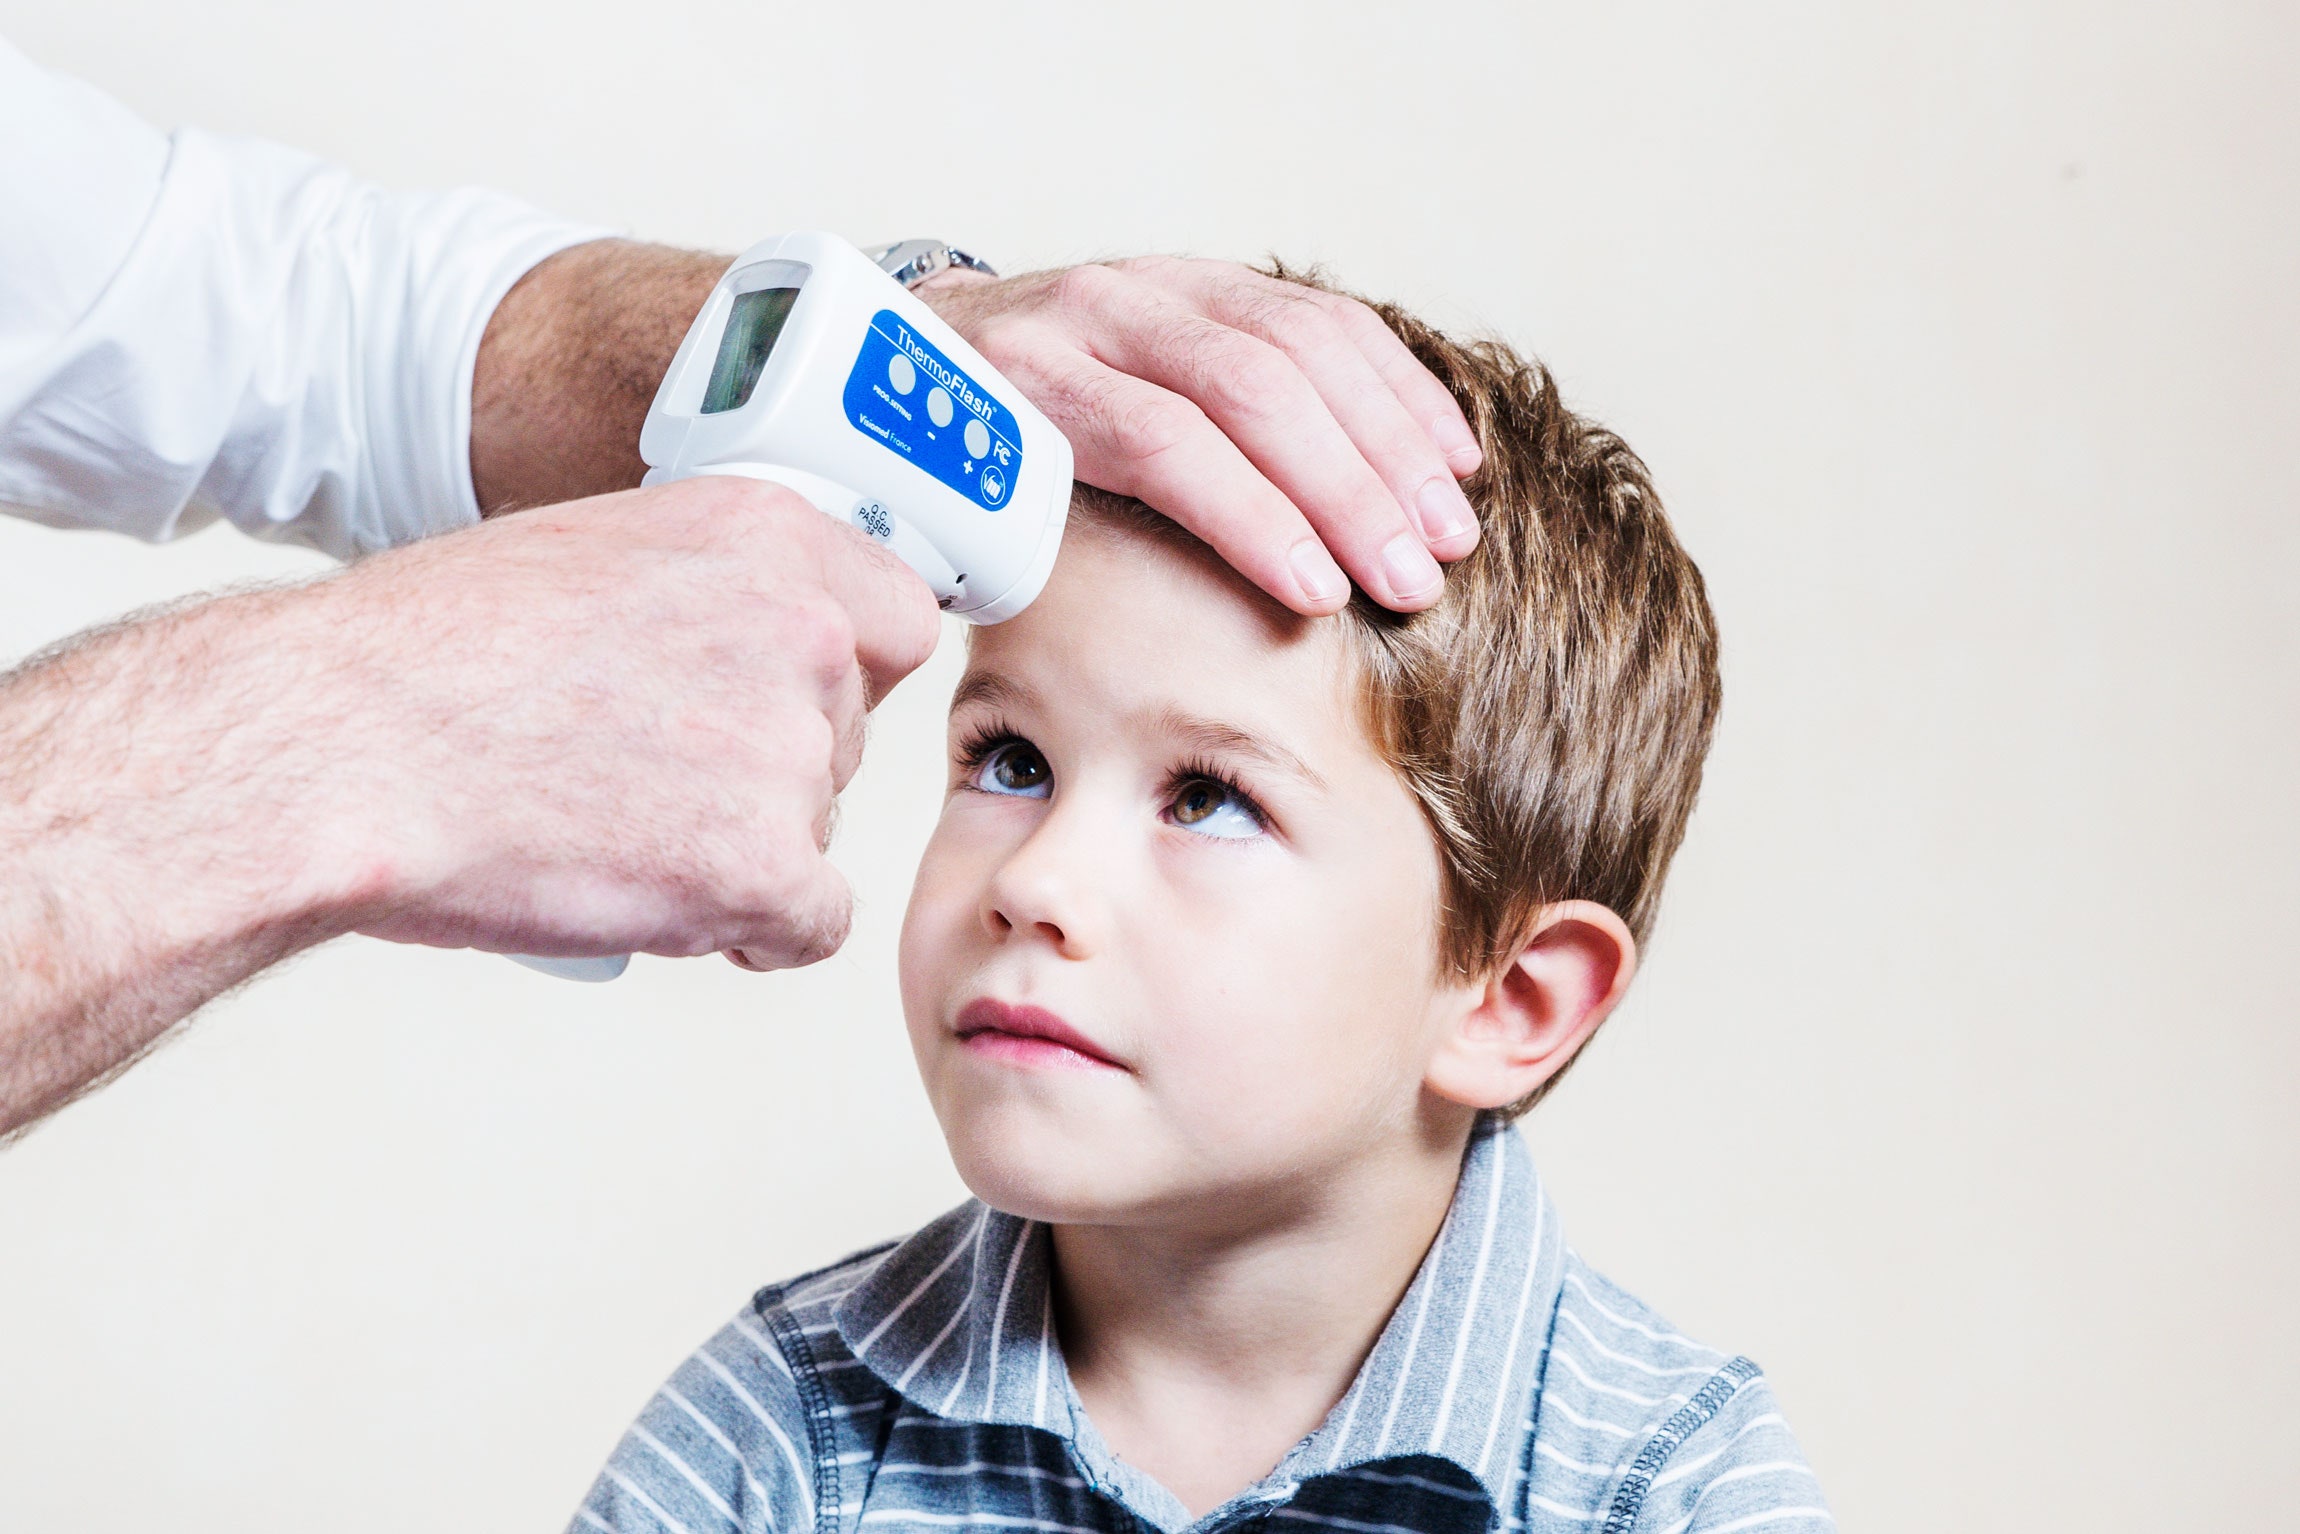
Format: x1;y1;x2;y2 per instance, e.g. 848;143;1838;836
1424;902;1638;1112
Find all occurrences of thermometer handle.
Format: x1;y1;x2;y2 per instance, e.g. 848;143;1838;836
510;953;631;982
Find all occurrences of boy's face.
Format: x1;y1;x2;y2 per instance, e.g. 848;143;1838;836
899;523;1471;1228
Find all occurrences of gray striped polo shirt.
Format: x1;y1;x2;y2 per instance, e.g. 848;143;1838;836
570;1118;1831;1534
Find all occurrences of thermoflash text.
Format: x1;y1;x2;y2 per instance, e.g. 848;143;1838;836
512;232;1073;983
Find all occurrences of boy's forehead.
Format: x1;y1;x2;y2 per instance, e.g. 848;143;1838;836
959;520;1358;745
980;519;1295;661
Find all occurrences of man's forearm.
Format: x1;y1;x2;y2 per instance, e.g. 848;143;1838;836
0;586;377;1135
469;240;728;514
0;472;944;1137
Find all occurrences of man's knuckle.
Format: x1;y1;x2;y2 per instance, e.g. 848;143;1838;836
965;309;1035;367
812;601;860;669
790;902;853;967
1255;293;1343;356
774;499;832;554
712;474;793;526
778;593;854;670
1204;342;1300;419
1106;392;1205;462
1323;292;1394;343
1049;262;1128;316
1115;253;1188;285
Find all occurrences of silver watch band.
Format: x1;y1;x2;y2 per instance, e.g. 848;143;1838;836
866;239;999;289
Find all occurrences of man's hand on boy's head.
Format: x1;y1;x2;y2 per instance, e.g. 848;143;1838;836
917;258;1483;616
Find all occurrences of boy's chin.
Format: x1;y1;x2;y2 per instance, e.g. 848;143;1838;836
937;1105;1169;1226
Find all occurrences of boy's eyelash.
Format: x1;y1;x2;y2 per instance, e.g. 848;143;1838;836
952;717;1028;770
1164;756;1270;830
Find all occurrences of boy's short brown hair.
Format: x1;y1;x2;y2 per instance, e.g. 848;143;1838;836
1077;276;1720;1112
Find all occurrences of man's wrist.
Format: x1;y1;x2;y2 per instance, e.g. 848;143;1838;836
469;239;729;516
869;239;999;291
913;264;1000;300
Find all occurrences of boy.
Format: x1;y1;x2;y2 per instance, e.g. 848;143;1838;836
568;283;1831;1534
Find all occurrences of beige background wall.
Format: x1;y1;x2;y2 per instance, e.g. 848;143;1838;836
2;2;2294;1529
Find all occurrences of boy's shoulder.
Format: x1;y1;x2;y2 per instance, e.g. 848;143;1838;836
747;1231;902;1333
1523;1252;1830;1532
736;1229;909;1408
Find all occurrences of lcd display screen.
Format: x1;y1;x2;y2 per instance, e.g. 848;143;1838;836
700;287;801;414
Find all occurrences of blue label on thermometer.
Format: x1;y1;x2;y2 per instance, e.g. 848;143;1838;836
842;310;1022;509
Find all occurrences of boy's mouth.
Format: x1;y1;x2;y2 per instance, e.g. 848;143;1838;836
953;999;1127;1072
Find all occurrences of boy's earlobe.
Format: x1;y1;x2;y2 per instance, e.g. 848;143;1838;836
1424;902;1639;1112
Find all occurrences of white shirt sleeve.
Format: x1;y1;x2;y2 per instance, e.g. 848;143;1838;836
0;36;612;561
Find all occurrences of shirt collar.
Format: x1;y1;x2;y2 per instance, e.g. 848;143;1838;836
834;1118;1565;1520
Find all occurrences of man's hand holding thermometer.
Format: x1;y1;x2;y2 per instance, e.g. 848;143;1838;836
511;234;1073;981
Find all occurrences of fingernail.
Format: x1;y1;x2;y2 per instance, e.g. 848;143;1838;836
1415;476;1478;548
1289;538;1349;606
1435;416;1483;473
1381;532;1444;603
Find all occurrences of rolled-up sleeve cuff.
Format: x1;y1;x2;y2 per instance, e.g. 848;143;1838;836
0;113;614;561
365;190;612;553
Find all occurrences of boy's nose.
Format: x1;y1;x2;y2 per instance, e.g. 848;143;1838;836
979;810;1106;960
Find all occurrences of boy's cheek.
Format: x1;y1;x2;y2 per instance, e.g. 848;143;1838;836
898;855;979;1043
904;812;1004;928
1159;933;1432;1123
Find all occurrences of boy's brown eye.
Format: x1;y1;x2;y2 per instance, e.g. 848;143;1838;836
1165;776;1264;839
989;744;1048;793
1172;782;1223;824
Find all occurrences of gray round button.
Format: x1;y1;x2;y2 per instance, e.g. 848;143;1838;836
887;354;916;394
927;386;955;427
964;418;991;460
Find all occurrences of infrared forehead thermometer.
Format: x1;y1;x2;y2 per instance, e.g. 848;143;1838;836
650;231;1071;616
511;232;1073;983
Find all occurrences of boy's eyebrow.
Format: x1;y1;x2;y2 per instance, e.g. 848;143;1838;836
1156;709;1329;793
949;670;1038;717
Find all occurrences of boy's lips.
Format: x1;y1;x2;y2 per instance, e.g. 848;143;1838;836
953;999;1127;1072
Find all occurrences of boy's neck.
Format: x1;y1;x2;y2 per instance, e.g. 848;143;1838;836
1049;1103;1478;1519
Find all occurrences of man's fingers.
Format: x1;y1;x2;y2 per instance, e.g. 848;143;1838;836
1060;271;1441;608
1009;341;1349;614
1307;282;1484;478
1032;271;1442;611
702;477;938;707
1110;254;1480;486
812;521;944;705
1174;267;1481;560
